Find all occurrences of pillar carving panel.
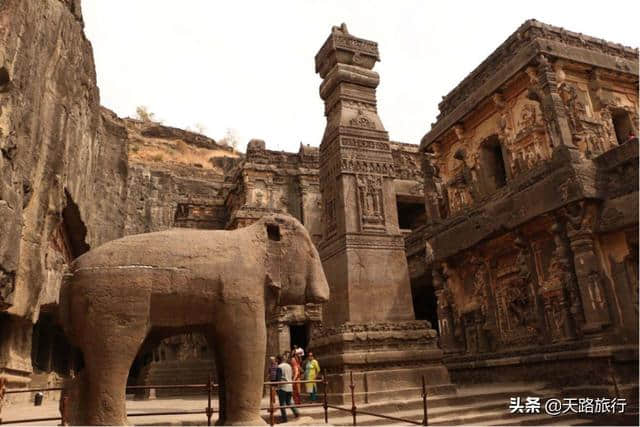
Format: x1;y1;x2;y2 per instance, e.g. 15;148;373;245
537;221;580;343
562;201;612;334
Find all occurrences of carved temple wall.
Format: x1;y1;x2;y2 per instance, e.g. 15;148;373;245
416;19;638;395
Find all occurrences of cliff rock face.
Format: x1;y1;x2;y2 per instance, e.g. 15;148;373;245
0;0;129;379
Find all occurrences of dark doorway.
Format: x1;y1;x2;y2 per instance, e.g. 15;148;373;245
396;199;427;231
411;274;439;333
479;135;507;194
290;324;309;352
31;312;72;375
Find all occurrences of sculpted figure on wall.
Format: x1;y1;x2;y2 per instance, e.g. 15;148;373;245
446;148;477;214
559;82;587;135
441;262;465;351
538;223;578;342
356;174;385;231
59;214;329;425
423;152;447;221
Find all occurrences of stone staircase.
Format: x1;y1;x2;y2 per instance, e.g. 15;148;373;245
134;360;215;398
289;382;593;426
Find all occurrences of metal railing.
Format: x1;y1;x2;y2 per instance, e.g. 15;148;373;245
325;372;429;426
0;373;430;426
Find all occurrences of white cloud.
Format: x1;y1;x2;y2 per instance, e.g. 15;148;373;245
82;0;639;152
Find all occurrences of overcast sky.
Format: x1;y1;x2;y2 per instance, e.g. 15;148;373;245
82;0;639;152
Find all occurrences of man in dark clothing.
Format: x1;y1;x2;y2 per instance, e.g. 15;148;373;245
268;356;278;382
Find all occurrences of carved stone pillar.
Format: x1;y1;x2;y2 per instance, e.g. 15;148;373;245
527;55;576;149
312;24;452;403
564;202;611;334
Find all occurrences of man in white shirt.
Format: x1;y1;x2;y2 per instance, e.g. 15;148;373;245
276;355;300;422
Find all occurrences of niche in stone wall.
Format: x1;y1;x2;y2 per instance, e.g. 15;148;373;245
612;109;636;144
478;135;507;194
396;195;427;231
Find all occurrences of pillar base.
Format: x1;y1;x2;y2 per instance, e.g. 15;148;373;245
310;321;455;404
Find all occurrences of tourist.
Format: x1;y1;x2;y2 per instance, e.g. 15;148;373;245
294;344;305;358
304;352;321;402
290;353;302;405
276;355;299;422
268;356;278;382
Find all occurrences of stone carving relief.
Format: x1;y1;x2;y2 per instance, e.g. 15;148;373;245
500;97;551;176
341;137;389;151
559;82;588;133
562;201;611;332
558;82;621;158
349;109;377;130
422;152;448;221
393;150;423;181
340;157;394;176
443;146;477;215
321;180;337;238
493;238;541;346
510;134;547;175
516;103;543;136
439;263;464;351
460;256;496;353
356;174;385;232
536;223;580;342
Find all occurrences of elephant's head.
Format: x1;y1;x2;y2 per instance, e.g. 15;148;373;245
259;214;329;306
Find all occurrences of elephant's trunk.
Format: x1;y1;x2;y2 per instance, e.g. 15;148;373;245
306;258;330;304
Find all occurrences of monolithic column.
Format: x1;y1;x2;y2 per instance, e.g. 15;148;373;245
311;24;452;403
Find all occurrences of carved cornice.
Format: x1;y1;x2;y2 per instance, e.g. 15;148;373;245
319;233;406;262
421;19;639;150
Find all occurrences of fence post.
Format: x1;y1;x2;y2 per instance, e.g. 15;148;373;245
269;384;275;426
349;371;356;426
422;375;428;426
323;377;328;424
60;394;70;426
206;374;213;426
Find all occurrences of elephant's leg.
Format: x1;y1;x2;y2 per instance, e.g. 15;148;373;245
207;334;226;426
216;304;267;425
81;316;148;425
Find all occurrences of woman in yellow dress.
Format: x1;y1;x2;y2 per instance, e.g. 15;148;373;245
304;352;321;401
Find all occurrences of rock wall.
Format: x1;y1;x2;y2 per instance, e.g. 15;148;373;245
0;0;130;382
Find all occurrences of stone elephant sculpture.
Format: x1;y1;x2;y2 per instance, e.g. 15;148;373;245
59;213;329;425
